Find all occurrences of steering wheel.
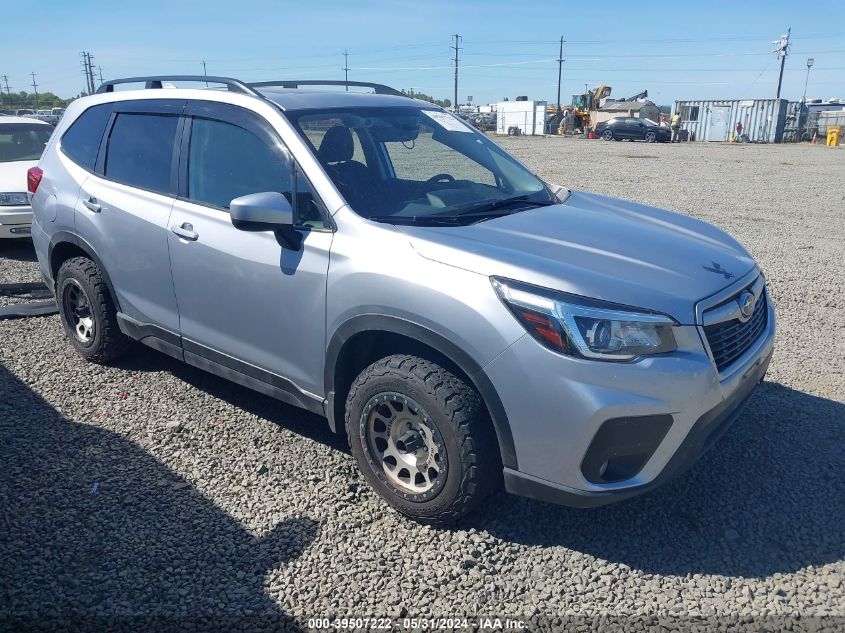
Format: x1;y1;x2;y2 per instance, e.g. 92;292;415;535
425;173;456;186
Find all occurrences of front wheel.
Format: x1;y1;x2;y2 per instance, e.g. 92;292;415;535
645;131;656;143
345;355;499;525
602;129;613;141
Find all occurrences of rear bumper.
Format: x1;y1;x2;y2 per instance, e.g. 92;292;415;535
0;206;33;238
503;346;772;507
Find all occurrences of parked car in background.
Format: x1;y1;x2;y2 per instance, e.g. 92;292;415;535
14;109;36;117
596;117;671;142
35;110;60;126
30;76;774;524
0;116;52;237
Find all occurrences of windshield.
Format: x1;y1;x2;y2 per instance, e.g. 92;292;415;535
0;123;52;163
287;106;553;225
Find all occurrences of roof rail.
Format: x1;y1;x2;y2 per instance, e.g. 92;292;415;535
248;80;405;97
96;75;259;96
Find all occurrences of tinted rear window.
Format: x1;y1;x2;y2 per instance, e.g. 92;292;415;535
105;113;178;194
61;104;112;169
0;123;52;163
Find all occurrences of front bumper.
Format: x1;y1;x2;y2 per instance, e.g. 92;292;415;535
502;345;771;507
0;205;33;238
485;290;776;507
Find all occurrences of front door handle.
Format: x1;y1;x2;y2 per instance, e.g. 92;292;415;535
82;196;101;213
171;222;199;241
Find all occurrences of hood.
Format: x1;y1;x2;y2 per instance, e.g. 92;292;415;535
0;159;36;194
398;190;756;324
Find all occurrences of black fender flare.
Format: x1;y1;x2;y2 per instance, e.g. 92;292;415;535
47;231;121;312
325;314;518;469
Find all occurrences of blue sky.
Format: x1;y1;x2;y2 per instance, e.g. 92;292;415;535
2;0;843;105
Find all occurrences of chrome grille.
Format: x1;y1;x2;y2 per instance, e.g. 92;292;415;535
703;291;768;372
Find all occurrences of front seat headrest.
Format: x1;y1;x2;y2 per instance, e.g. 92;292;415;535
317;125;354;164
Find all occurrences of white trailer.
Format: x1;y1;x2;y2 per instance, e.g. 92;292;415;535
495;100;547;135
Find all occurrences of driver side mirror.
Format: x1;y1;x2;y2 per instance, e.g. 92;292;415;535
230;192;302;250
230;192;293;231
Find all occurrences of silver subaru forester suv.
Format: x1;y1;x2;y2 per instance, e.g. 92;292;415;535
29;77;775;525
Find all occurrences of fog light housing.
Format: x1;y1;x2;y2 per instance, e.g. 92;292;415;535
581;415;673;483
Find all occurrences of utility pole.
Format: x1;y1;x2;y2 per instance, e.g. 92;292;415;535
556;36;565;112
98;66;104;84
451;34;461;112
80;51;95;95
202;60;208;87
2;75;11;107
30;72;38;110
772;28;790;99
342;50;349;90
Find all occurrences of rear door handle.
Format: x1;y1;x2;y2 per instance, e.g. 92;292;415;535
82;196;101;213
171;222;199;241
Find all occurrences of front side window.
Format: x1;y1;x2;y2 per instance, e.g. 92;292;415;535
288;106;553;225
187;117;291;210
0;123;52;163
60;104;112;169
105;113;178;193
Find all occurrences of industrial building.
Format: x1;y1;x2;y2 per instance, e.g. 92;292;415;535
672;98;789;143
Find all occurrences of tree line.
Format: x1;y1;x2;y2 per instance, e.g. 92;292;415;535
400;89;451;108
0;90;75;111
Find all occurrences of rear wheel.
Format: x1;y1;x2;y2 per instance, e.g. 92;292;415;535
56;257;131;363
345;355;499;525
602;129;613;141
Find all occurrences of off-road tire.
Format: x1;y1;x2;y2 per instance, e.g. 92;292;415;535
56;257;131;363
345;355;499;526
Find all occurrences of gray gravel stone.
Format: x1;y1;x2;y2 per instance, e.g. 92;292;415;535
1;139;843;631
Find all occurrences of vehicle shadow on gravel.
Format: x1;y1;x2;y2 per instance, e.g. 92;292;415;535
0;239;37;263
475;381;844;578
112;345;348;454
0;364;315;632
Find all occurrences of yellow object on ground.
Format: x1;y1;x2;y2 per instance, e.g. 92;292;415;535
827;126;840;146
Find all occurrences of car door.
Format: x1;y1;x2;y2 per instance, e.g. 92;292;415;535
167;101;333;403
75;99;183;336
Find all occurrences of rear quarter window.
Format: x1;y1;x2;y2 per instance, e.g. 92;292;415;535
60;103;112;170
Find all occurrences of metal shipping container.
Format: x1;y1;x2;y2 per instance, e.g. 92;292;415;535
672;99;788;143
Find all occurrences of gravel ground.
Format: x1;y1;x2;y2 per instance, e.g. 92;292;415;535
1;139;843;632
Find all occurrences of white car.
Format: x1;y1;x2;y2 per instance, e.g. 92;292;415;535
0;116;52;237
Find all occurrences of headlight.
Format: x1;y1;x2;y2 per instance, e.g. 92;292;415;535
0;192;29;206
492;277;677;361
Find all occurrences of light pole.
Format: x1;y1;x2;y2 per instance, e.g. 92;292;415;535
802;57;814;105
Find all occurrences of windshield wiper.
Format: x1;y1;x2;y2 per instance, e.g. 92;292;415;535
366;215;465;226
449;194;556;218
366;195;557;227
